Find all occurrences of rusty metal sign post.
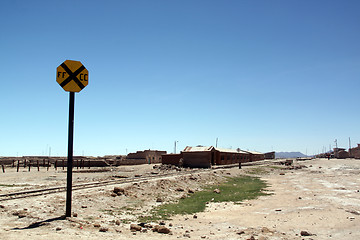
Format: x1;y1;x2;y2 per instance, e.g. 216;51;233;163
56;60;88;217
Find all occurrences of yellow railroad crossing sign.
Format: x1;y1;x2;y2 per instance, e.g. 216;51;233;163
56;60;88;92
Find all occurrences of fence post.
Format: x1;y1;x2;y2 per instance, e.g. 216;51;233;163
47;159;50;171
17;160;20;172
28;161;31;172
62;159;65;170
37;160;40;171
24;159;27;168
55;160;57;170
2;164;5;173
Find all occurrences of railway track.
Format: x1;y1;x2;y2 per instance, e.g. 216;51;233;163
0;159;286;202
0;168;211;202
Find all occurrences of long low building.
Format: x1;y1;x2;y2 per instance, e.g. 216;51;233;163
162;146;264;168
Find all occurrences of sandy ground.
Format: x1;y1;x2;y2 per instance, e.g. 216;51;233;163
0;159;359;239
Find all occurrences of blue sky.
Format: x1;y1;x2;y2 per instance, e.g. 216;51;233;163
1;0;359;157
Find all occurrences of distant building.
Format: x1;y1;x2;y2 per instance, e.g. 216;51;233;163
337;150;349;159
264;151;275;159
162;146;264;168
244;150;265;162
180;146;215;168
333;148;347;159
181;146;252;168
161;153;182;166
349;144;360;159
126;150;167;164
214;147;251;165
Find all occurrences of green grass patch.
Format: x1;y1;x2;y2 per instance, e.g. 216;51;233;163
244;167;269;175
139;175;269;222
267;166;283;170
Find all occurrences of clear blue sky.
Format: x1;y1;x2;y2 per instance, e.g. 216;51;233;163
1;0;359;157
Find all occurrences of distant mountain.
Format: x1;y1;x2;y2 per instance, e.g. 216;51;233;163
275;152;308;159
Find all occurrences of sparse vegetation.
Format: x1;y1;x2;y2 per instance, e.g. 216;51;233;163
244;167;269;175
119;218;132;224
139;175;269;222
267;165;283;170
100;199;144;217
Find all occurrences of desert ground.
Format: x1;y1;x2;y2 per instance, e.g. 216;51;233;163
0;158;359;240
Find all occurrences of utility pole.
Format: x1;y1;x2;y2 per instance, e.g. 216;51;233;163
216;138;218;148
349;137;352;156
174;141;178;154
334;139;338;158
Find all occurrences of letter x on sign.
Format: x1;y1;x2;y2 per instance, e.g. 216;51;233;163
56;60;89;92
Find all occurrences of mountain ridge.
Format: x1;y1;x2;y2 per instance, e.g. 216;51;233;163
275;152;308;158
